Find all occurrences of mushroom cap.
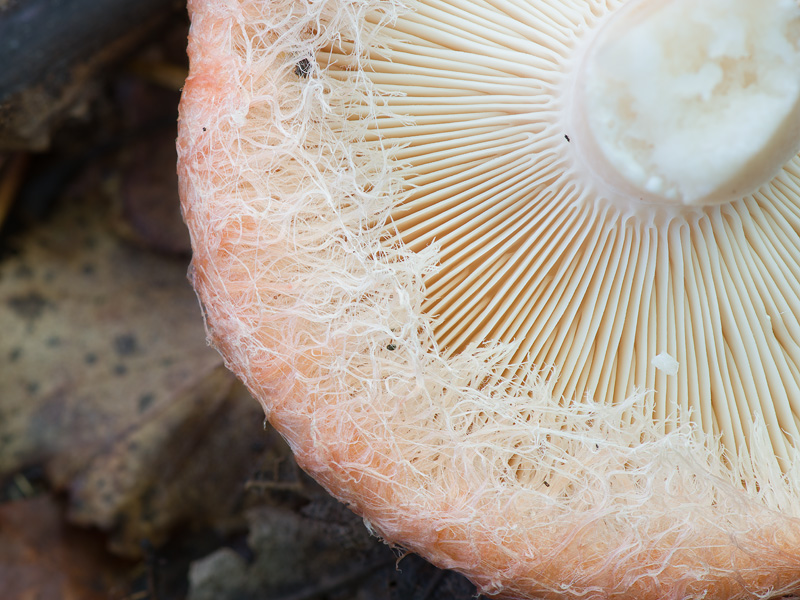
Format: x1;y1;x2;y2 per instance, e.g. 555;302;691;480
177;0;800;597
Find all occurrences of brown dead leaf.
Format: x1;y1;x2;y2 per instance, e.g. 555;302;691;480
116;127;191;255
0;495;131;600
0;181;221;483
0;169;283;556
69;366;287;556
111;64;191;256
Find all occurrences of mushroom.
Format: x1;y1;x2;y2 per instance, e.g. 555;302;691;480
177;0;800;597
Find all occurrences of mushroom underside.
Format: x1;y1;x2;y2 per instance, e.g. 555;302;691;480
177;0;800;597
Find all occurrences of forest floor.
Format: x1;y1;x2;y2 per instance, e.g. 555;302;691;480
0;6;481;600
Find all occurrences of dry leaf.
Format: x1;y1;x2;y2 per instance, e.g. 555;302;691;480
117;128;191;255
0;182;220;482
69;366;287;556
0;173;282;555
0;495;130;600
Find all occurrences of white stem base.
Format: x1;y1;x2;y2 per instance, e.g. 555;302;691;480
576;0;800;207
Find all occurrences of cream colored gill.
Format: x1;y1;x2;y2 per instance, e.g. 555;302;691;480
321;0;800;471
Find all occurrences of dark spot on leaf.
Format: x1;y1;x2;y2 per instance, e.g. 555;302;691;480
138;393;155;412
114;334;138;356
14;264;34;279
7;292;49;320
294;57;312;78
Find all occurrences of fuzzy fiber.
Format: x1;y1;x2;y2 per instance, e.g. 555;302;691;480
177;0;800;597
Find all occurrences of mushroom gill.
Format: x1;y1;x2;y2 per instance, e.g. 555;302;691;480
322;0;800;472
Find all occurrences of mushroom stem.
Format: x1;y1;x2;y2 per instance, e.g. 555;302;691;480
571;0;800;209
